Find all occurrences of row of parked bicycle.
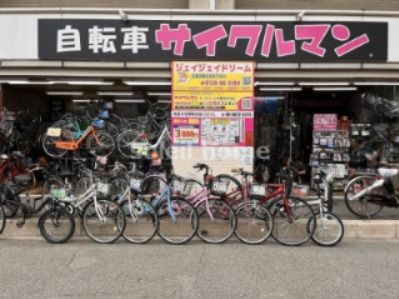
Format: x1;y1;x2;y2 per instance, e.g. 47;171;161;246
0;101;170;161
0;153;345;246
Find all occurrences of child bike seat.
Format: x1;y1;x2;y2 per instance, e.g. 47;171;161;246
377;168;399;178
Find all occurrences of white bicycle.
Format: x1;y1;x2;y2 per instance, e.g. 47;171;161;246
48;173;126;244
116;125;170;160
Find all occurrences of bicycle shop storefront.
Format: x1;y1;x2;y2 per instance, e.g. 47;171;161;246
0;10;399;189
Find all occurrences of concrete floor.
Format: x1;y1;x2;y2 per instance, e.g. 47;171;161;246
0;239;398;298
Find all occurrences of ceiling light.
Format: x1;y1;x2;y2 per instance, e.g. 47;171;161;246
123;80;171;86
259;87;302;91
256;96;285;101
1;80;55;85
313;87;358;91
115;99;146;103
147;92;171;96
255;81;295;86
354;82;399;86
52;80;114;86
299;82;350;86
158;100;171;103
72;99;92;103
47;91;84;96
97;91;134;96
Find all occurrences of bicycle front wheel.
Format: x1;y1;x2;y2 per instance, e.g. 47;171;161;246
308;212;344;247
82;200;126;244
234;200;274;245
42;135;67;158
196;199;236;244
38;207;75;244
269;196;315;246
122;199;159;244
157;198;198;245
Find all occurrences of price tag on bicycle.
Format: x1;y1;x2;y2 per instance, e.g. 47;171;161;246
212;181;228;194
96;182;110;195
46;127;61;137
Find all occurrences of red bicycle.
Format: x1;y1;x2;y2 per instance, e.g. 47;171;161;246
219;168;316;246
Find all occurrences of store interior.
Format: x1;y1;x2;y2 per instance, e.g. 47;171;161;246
1;79;399;189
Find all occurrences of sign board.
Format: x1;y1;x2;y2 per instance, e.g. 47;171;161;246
39;19;388;62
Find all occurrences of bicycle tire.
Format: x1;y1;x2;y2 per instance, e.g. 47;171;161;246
38;206;75;244
122;199;159;244
0;204;5;234
344;175;383;218
82;199;126;244
196;199;237;244
156;197;198;245
268;196;316;246
308;212;344;247
42;135;67;158
116;130;141;159
234;200;274;245
0;184;20;218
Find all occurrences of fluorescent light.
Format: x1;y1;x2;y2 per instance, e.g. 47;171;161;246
158;100;171;103
123;80;171;86
313;87;358;91
256;96;285;101
354;82;399;86
72;99;91;103
47;91;84;96
147;92;171;96
52;80;114;86
259;87;302;91
299;82;350;86
2;80;54;85
97;91;134;96
115;99;146;103
255;81;295;86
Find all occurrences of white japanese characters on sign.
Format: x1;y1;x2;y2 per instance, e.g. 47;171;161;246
88;26;117;53
57;25;81;53
121;26;149;53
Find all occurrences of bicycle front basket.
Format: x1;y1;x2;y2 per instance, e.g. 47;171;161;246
130;177;143;192
210;179;229;196
249;184;267;197
96;181;111;197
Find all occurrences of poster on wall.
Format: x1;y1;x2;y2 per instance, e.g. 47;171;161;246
313;114;338;131
171;61;254;147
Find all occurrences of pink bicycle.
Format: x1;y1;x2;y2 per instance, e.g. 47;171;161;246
172;163;236;244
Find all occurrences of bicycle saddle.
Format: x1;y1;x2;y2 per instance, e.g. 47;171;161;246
378;168;398;178
14;174;32;187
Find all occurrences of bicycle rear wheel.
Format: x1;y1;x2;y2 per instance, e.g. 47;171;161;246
42;135;67;158
344;175;383;218
122;199;159;244
0;204;5;234
269;196;315;246
196;199;236;244
116;130;141;159
38;206;75;244
234;200;274;245
157;198;198;245
308;212;344;247
82;199;126;244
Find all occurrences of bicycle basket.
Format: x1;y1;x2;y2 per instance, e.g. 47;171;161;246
249;184;267;197
210;179;229;196
49;186;67;201
172;178;193;197
96;181;111;197
130;177;143;192
92;118;105;129
98;109;110;119
291;183;310;197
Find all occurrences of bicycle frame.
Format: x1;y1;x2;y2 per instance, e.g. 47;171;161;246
55;126;100;151
185;187;215;221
